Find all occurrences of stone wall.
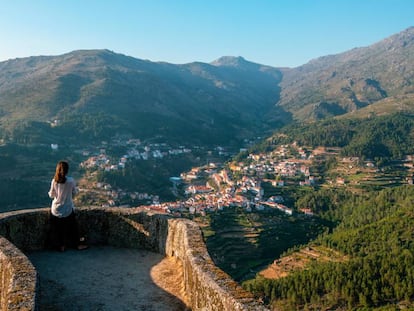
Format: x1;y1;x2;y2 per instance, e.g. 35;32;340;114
0;207;268;311
0;237;37;311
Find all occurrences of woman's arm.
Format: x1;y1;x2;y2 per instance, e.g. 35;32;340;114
48;180;56;198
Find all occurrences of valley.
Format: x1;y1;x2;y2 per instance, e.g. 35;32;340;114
1;26;414;310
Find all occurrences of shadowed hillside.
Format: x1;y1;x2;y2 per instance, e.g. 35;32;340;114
0;50;285;146
1;27;414;144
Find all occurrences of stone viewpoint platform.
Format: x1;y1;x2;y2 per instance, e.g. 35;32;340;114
29;246;189;310
0;207;268;311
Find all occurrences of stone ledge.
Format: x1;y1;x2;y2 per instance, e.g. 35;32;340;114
0;237;37;311
0;207;268;311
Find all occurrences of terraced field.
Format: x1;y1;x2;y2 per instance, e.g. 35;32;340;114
199;207;328;282
259;245;348;279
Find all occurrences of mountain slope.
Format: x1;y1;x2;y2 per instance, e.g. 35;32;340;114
276;26;414;120
0;50;284;145
1;27;414;145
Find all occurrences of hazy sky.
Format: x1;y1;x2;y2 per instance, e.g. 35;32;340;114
0;0;413;67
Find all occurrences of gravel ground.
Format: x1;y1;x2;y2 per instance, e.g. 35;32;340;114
28;246;189;311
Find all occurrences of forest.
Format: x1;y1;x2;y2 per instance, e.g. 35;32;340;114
262;113;414;163
243;185;414;310
240;113;414;309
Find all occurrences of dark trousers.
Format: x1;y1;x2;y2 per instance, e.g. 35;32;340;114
49;211;80;249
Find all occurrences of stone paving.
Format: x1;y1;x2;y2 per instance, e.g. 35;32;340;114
28;246;189;311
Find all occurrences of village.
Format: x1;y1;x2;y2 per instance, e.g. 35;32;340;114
74;136;236;209
75;139;320;216
154;142;318;217
75;136;414;218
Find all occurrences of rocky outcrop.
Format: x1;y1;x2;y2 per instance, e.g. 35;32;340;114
0;207;268;311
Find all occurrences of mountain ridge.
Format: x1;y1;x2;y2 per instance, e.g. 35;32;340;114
0;50;284;145
1;27;414;145
276;26;414;120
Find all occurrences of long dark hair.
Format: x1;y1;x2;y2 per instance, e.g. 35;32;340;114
54;161;69;183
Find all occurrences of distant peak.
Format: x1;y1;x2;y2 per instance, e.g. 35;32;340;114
210;56;249;67
389;26;414;40
404;26;414;33
65;49;112;56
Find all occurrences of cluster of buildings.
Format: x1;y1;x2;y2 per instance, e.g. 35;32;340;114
140;143;320;217
80;139;194;172
80;151;125;171
230;144;316;187
91;138;414;216
123;141;414;217
77;138;235;208
143;167;298;216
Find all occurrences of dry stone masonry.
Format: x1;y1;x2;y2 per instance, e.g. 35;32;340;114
0;207;268;311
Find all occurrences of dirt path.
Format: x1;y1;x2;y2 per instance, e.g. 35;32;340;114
28;246;190;311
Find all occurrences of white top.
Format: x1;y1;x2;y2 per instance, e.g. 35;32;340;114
48;176;78;218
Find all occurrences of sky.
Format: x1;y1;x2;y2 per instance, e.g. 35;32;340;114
0;0;413;68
